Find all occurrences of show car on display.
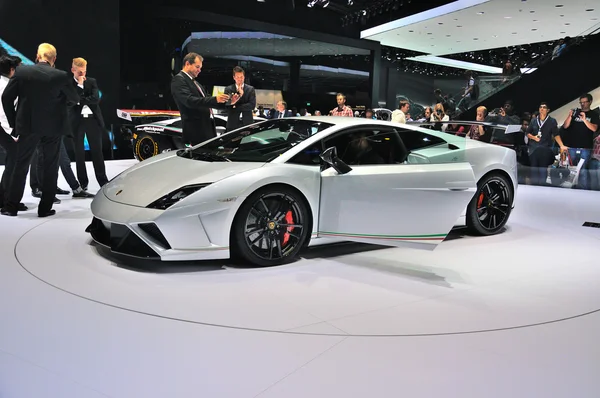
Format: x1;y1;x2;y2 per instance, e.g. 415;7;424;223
117;109;265;161
87;117;518;267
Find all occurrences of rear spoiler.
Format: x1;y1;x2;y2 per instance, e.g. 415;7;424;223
116;109;181;121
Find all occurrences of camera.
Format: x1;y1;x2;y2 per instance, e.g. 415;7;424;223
572;108;582;118
436;109;442;115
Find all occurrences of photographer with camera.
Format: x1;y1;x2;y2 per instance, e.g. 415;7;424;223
554;93;599;189
430;103;450;131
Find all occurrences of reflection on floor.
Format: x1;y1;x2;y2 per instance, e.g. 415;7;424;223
1;160;600;398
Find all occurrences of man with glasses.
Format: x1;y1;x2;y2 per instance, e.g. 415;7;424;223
526;103;558;186
555;93;599;189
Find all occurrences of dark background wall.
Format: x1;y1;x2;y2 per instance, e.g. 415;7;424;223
0;0;121;126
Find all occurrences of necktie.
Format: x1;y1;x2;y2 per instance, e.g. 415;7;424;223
193;80;213;117
279;112;283;119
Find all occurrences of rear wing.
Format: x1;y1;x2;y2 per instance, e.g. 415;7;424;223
117;109;181;121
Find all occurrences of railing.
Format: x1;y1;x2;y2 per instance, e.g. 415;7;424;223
446;20;600;116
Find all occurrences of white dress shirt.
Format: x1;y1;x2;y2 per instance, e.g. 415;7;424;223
74;77;93;118
0;75;15;134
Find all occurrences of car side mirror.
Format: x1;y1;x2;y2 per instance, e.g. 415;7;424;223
320;147;352;175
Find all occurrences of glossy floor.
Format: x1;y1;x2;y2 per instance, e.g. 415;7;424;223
1;160;599;398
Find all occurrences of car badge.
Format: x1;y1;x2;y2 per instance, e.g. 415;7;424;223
267;221;276;230
116;190;123;196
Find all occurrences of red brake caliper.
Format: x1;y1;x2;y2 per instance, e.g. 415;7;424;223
282;210;294;246
477;192;485;210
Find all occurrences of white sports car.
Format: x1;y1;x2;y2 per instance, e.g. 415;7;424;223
87;117;517;266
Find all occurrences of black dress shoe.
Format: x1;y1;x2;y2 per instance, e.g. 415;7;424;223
53;197;61;204
56;187;70;195
38;209;56;218
32;188;42;198
81;185;88;191
73;190;95;199
17;203;28;211
1;209;17;217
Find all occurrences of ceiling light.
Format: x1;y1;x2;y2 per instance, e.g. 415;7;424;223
555;4;563;7
477;11;484;14
585;9;594;11
504;16;512;19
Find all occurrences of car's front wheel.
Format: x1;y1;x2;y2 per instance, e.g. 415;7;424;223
231;186;310;267
466;173;513;235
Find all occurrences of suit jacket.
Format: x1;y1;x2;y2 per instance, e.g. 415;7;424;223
171;71;219;136
70;76;105;131
270;110;292;119
1;62;79;137
224;83;256;113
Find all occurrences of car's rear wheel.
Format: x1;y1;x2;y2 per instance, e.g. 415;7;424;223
133;133;171;161
231;186;310;267
466;173;513;235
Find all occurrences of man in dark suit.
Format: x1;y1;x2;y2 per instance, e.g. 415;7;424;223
0;55;25;210
270;101;292;119
171;53;234;145
1;43;79;217
69;57;108;190
224;66;256;132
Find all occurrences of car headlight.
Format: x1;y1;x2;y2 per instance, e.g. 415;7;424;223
147;183;212;210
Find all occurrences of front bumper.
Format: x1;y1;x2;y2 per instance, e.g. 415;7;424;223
87;189;230;261
86;217;165;259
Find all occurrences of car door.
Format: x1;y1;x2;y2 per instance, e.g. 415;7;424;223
317;126;476;249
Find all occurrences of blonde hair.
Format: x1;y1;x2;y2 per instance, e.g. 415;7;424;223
72;57;87;67
37;43;57;62
434;103;445;114
476;106;487;115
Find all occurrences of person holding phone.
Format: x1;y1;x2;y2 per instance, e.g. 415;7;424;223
224;66;256;132
171;53;235;145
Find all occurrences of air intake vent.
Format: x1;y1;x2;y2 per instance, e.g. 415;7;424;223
138;223;171;250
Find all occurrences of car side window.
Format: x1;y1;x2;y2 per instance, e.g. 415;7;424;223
323;128;407;165
394;128;446;150
288;142;323;166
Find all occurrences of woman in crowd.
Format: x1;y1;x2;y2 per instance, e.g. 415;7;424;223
430;103;450;131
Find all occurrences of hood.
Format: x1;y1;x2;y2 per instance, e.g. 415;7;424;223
104;154;265;207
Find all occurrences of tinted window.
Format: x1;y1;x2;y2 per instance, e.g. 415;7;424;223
288;142;323;166
395;128;446;150
324;128;408;165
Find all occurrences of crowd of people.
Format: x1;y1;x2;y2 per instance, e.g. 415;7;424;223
0;43;103;218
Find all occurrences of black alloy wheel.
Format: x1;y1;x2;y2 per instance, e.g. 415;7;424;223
232;187;309;267
466;173;513;235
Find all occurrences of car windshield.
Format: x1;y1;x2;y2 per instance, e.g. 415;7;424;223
187;119;333;162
